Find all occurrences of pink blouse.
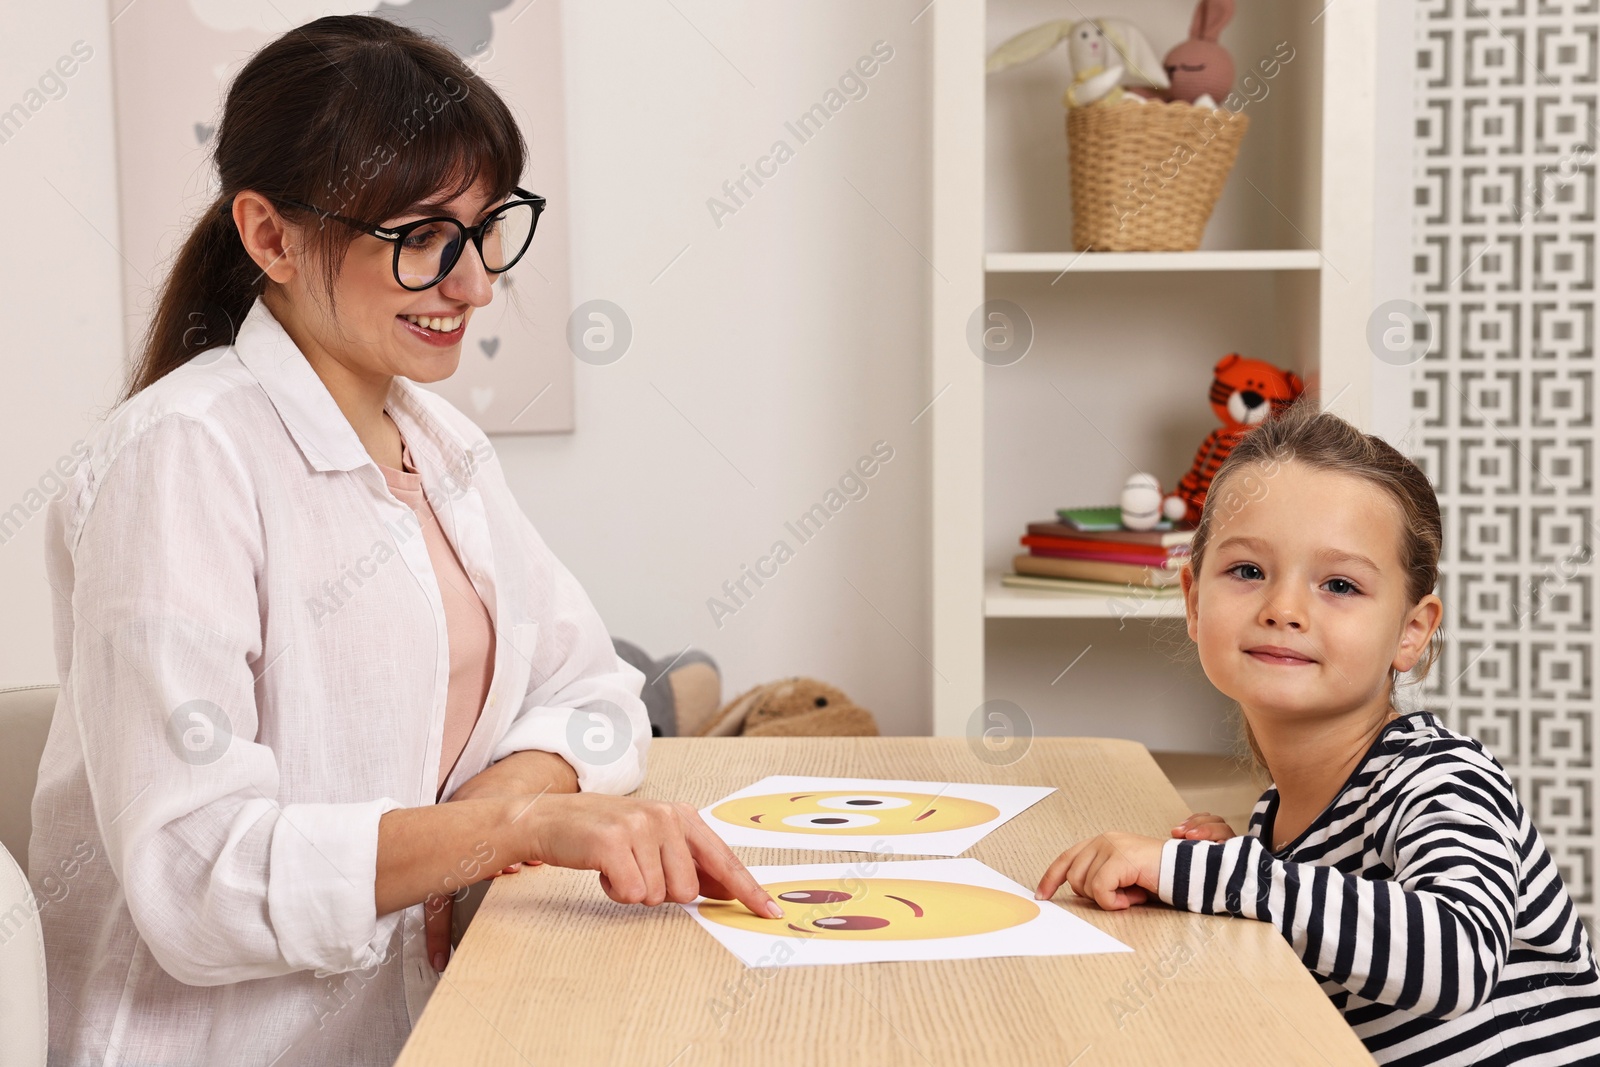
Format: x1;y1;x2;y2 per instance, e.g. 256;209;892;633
376;433;496;797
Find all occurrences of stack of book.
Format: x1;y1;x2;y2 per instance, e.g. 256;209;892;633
1004;507;1193;597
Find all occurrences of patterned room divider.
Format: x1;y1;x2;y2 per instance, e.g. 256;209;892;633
1413;0;1598;932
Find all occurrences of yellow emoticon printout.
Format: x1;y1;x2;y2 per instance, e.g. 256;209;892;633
700;777;1055;855
701;877;1039;939
682;858;1130;967
711;791;1001;836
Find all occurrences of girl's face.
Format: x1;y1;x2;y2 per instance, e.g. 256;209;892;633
1180;460;1441;726
271;177;501;386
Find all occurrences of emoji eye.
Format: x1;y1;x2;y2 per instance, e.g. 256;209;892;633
777;889;852;903
815;795;911;811
812;915;891;930
781;812;881;829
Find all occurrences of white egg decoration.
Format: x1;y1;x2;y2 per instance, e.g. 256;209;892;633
1120;472;1164;530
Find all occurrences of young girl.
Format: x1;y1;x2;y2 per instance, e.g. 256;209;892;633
1036;405;1600;1065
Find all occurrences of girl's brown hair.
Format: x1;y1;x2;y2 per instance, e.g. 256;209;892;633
120;14;525;403
1183;400;1444;769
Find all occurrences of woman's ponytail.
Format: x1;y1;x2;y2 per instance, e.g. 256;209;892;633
119;197;260;404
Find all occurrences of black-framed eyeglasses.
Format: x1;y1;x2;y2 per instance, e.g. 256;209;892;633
268;187;546;291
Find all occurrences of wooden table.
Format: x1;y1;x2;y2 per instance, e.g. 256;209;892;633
396;737;1375;1066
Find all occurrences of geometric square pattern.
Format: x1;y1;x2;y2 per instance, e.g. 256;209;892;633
1413;0;1600;933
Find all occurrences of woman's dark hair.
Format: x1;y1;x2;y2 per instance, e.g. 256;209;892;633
1183;401;1444;769
120;14;525;403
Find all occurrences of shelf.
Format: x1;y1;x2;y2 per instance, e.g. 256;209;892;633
985;250;1324;274
984;573;1186;620
931;0;1372;735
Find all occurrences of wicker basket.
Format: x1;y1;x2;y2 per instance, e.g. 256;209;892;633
1066;102;1250;252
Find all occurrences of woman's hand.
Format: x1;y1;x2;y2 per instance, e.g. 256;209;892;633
384;763;783;977
1035;832;1165;911
425;751;576;973
517;792;783;918
423;860;530;975
1171;811;1236;842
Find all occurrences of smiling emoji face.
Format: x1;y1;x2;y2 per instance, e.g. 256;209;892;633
699;878;1040;940
710;792;1001;836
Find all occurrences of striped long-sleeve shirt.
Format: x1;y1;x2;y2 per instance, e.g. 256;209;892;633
1158;712;1600;1065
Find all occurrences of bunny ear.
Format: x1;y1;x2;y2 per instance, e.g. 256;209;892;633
985;19;1076;74
1096;19;1171;89
1190;0;1236;43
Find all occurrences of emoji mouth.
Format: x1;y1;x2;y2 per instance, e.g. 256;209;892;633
913;809;935;822
887;894;923;917
750;814;763;823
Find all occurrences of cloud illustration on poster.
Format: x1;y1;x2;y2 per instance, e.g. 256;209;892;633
188;0;514;59
371;0;518;59
187;0;410;34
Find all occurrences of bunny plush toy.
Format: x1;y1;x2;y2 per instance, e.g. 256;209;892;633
1163;0;1236;108
986;17;1169;107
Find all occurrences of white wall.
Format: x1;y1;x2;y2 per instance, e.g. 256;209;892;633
1;2;936;736
0;2;127;683
517;2;932;734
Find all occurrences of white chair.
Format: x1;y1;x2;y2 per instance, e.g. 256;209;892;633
0;685;57;866
0;838;47;1066
0;683;58;1067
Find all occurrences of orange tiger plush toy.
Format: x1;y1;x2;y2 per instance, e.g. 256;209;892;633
1168;354;1304;525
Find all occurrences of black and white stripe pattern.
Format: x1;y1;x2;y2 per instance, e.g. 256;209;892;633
1158;712;1600;1065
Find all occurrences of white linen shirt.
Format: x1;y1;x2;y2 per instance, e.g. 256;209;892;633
30;294;650;1067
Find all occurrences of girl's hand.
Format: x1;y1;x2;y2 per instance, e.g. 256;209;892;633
517;792;783;920
1171;812;1236;842
1035;832;1165;910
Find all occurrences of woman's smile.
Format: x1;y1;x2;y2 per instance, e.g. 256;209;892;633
397;311;468;347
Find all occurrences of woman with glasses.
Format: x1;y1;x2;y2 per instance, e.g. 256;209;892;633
31;16;780;1067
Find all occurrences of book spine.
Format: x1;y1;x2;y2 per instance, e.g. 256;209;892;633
1021;535;1174;560
1026;522;1195;547
1026;545;1184;568
1013;554;1178;586
1001;574;1182;596
1056;508;1171;532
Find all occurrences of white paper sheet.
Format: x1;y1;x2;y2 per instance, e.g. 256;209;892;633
700;775;1055;856
682;858;1131;967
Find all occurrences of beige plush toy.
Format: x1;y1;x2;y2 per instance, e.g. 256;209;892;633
695;678;879;738
986;17;1170;108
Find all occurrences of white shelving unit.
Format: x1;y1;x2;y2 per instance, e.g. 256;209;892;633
930;1;1379;742
985;250;1325;273
984;573;1185;620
